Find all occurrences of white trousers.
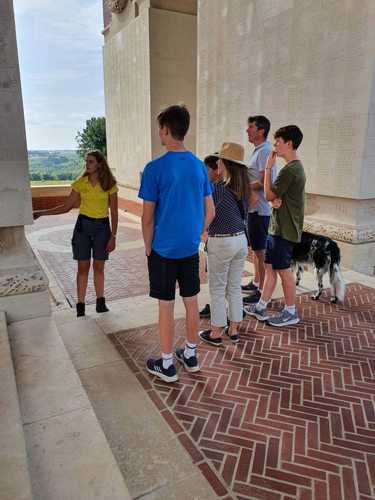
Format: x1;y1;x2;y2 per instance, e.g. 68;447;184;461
207;233;248;327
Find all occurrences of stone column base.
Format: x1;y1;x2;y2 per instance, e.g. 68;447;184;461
0;226;50;323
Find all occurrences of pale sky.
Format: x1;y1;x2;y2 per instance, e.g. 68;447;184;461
14;0;105;151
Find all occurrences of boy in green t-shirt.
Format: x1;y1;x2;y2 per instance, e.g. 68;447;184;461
244;125;306;326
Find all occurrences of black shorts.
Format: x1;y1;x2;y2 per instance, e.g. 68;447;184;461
71;215;111;261
147;250;200;301
247;212;270;251
264;234;295;270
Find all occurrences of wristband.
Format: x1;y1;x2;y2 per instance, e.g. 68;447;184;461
112;234;117;239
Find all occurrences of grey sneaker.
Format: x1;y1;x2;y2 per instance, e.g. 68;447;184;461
243;304;269;321
268;310;300;327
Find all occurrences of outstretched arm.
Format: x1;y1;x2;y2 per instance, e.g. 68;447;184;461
33;189;80;219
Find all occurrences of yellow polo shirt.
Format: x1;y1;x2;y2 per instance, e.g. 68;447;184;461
71;176;118;218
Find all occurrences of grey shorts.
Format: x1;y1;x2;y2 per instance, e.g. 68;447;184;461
71;214;111;261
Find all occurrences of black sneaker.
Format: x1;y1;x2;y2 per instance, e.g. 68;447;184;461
243;290;262;305
199;304;211;317
175;348;200;373
96;296;109;313
146;358;178;383
76;302;85;317
241;280;258;293
198;330;222;346
224;325;239;344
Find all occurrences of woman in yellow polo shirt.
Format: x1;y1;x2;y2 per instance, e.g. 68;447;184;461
34;150;118;317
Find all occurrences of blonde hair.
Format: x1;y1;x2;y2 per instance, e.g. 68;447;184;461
81;150;117;191
222;159;252;201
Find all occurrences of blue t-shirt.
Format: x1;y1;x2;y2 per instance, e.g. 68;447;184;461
248;141;276;216
138;151;214;258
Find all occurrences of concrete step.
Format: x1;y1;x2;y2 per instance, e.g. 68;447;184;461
0;311;32;500
54;309;218;499
7;314;131;500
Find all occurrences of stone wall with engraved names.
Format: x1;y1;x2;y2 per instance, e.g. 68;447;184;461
196;0;375;201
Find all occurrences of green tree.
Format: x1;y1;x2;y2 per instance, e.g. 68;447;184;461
75;117;106;159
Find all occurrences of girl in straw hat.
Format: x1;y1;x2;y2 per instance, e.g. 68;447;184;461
199;142;258;345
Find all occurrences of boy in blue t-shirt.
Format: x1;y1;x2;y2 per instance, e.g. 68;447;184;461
138;104;215;383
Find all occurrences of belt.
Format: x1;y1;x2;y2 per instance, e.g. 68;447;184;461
78;214;109;222
209;231;244;238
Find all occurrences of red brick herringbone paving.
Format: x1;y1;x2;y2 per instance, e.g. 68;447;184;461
109;284;375;500
26;210;228;305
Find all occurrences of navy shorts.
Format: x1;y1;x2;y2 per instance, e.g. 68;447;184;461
147;250;200;301
264;234;295;270
247;212;270;251
71;215;111;261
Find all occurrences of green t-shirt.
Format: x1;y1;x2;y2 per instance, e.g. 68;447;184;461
268;159;306;243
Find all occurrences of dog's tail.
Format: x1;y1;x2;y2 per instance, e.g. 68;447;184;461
329;245;345;302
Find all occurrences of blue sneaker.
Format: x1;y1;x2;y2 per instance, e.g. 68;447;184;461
224;325;239;344
146;358;178;383
243;290;262;305
198;330;222;346
241;280;258;293
175;348;200;373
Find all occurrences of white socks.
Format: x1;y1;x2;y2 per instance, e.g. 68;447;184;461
256;298;269;311
284;305;296;315
184;342;196;359
162;341;196;368
162;352;173;369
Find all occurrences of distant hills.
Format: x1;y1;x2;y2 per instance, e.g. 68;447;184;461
28;150;84;181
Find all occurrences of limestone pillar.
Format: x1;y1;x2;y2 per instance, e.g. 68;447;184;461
102;0;197;203
0;0;50;322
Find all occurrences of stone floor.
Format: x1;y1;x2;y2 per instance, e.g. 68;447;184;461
25;209;375;500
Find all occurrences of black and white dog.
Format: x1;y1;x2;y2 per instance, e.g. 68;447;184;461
291;232;345;303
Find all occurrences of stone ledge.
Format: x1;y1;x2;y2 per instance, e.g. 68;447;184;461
8;315;132;500
304;218;375;244
0;311;32;500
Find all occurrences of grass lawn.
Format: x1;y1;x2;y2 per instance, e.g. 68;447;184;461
30;180;73;186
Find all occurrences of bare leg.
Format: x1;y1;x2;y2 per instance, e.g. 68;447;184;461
77;260;90;303
229;321;239;335
260;263;278;302
158;299;175;353
251;249;260;284
182;295;199;344
211;325;222;338
93;259;105;298
254;249;266;289
278;268;296;306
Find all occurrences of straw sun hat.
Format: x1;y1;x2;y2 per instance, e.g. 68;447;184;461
212;142;247;166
